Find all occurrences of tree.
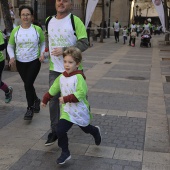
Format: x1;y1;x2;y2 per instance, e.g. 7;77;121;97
0;0;13;34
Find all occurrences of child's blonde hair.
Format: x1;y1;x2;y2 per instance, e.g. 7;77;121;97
63;47;82;64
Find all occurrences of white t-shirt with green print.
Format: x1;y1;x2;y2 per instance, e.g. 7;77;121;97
8;24;45;62
48;13;87;72
49;73;91;127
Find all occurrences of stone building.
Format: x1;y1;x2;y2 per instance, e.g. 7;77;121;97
1;0;169;32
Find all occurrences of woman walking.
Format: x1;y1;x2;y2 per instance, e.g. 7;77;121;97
7;5;45;120
0;30;13;103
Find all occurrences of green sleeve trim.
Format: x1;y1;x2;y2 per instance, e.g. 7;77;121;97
49;75;62;96
0;31;4;45
8;26;20;45
74;74;87;101
34;25;45;43
73;15;87;40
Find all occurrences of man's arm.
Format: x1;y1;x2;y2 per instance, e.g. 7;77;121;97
74;38;89;52
63;38;89;52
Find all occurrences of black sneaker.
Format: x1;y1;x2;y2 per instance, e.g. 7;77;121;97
24;107;34;120
33;98;41;113
56;151;71;165
5;86;13;103
45;132;58;146
94;126;102;146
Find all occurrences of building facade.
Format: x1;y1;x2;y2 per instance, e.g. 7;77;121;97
2;0;168;31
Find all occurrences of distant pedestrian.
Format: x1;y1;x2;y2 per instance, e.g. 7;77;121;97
0;30;13;103
87;21;92;47
113;18;121;43
129;28;137;47
129;20;137;33
9;3;15;19
122;26;128;44
136;22;141;37
7;5;45;120
41;47;101;165
143;20;151;32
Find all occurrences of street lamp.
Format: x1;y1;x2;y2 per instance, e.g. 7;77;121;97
107;0;114;38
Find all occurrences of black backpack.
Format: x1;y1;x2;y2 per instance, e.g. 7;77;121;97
45;13;77;37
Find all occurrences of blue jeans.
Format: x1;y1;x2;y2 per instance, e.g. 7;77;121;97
49;70;61;132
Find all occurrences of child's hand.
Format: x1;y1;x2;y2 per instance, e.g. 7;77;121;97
41;102;46;107
59;97;64;104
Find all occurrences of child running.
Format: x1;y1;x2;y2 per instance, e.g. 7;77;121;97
123;26;128;44
41;47;101;165
0;30;13;103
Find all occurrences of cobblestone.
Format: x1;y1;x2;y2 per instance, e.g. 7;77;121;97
1;36;170;170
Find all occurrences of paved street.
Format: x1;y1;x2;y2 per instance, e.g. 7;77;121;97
0;35;170;170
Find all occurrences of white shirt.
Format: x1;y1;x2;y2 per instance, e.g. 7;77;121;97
48;14;77;72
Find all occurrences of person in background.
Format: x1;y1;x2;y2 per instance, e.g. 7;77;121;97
122;26;128;44
129;28;137;47
136;22;141;37
11;17;17;28
7;5;45;120
129;20;137;33
87;21;92;47
45;0;88;146
147;18;153;35
9;3;15;19
32;16;43;30
41;47;101;165
0;30;13;103
113;18;121;43
143;20;151;32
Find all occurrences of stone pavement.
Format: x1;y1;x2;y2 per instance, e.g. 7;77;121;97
0;35;170;170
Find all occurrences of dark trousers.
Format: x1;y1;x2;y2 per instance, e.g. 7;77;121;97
0;60;5;86
129;37;136;45
114;31;119;42
49;71;61;132
123;36;127;44
16;59;41;107
56;119;98;152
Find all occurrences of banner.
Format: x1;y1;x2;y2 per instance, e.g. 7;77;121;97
152;0;165;31
85;0;99;28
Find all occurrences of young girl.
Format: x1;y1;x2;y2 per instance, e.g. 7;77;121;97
129;28;137;47
0;30;13;103
41;47;101;165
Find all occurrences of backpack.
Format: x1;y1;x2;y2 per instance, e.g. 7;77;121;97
45;13;77;37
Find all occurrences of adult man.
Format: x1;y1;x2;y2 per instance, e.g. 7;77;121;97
45;0;88;146
113;18;121;43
